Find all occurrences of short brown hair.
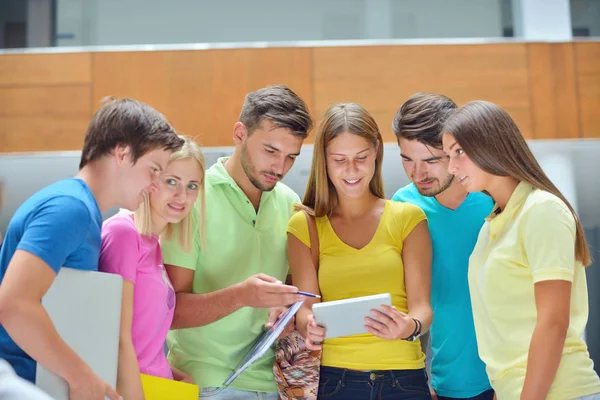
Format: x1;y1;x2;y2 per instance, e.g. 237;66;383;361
239;85;313;138
392;92;457;148
79;97;184;169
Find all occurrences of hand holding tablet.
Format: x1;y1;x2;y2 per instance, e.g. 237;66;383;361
305;314;326;351
311;293;392;340
364;305;420;341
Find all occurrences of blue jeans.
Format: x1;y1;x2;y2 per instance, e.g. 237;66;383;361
438;389;495;400
199;387;279;399
318;366;432;400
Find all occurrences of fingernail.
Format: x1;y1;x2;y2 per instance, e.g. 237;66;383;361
275;280;282;284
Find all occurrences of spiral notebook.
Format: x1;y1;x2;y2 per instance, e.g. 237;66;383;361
223;301;304;387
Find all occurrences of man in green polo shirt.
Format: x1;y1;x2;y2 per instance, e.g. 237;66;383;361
162;85;313;399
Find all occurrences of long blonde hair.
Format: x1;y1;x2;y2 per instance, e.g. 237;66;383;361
301;103;384;217
134;135;206;252
444;101;591;266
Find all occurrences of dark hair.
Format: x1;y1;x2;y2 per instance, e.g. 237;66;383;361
239;85;313;138
79;97;184;169
444;100;591;266
392;92;457;148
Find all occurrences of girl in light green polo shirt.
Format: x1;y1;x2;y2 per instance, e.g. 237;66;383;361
441;100;600;400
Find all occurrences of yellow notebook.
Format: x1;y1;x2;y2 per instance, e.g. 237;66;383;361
140;374;199;400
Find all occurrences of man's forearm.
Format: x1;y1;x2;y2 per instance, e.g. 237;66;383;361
0;300;91;385
171;283;246;329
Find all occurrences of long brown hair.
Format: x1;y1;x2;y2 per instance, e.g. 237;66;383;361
443;101;591;266
301;103;385;217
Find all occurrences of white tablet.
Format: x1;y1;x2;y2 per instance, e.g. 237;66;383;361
312;293;392;339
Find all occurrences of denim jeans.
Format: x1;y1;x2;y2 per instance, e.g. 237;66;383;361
438;389;495;400
199;387;279;400
317;366;432;400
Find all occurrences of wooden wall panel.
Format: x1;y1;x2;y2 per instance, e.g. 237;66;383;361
0;117;90;152
0;53;92;153
92;48;313;147
0;86;92;152
92;51;170;115
313;44;532;142
0;53;92;86
1;42;600;153
0;86;90;117
527;43;580;139
575;42;600;139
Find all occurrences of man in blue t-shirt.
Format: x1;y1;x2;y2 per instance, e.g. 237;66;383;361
391;93;494;400
0;97;184;400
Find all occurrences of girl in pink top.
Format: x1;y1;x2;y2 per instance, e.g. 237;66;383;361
99;136;206;400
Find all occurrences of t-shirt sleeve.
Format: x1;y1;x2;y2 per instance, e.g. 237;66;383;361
400;202;427;240
99;217;140;283
391;189;406;202
287;211;311;248
521;200;576;283
16;196;93;274
161;205;200;271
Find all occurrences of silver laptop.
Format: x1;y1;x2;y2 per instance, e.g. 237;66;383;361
35;267;123;400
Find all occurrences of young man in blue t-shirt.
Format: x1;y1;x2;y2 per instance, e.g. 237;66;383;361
0;97;184;400
391;93;494;400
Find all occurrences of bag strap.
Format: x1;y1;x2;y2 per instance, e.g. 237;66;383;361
273;211;321;400
303;210;322;362
303;210;320;272
274;361;305;398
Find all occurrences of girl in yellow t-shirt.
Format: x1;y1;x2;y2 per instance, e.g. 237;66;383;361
287;103;433;399
441;100;600;400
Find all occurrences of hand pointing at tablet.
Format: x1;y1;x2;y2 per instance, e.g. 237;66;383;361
239;273;305;308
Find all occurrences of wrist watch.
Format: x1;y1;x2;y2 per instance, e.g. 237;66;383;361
403;318;422;342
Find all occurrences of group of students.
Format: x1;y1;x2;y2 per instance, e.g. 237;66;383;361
0;85;598;400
